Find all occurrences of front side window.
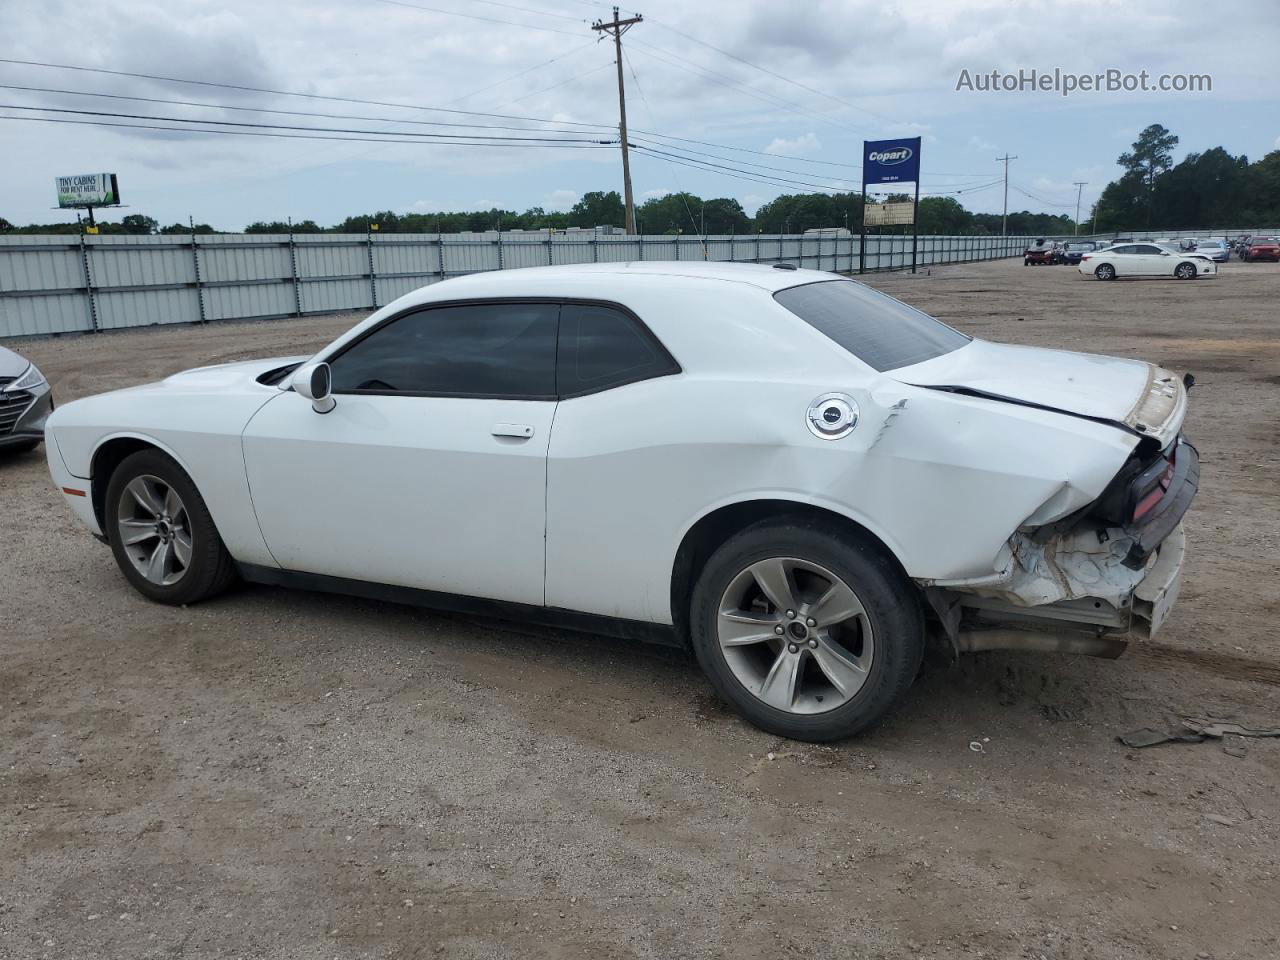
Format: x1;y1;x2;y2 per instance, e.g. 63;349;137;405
556;303;679;397
774;280;970;373
329;302;558;398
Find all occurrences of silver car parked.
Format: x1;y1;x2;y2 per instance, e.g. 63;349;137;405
0;344;53;454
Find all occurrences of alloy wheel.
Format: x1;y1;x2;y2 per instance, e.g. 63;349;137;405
717;557;874;715
116;474;192;586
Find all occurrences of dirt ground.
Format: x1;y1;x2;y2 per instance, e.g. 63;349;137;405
2;258;1279;960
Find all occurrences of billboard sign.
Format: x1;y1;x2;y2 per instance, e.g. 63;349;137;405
863;201;915;226
55;173;120;208
862;138;920;185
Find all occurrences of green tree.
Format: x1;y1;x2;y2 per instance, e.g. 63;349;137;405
0;216;12;233
120;214;159;235
1119;123;1179;190
569;191;624;228
916;196;973;234
637;192;703;234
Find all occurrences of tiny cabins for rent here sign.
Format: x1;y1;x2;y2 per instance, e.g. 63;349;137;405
55;173;120;208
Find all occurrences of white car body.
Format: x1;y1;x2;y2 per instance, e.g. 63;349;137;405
45;262;1197;735
1080;242;1216;279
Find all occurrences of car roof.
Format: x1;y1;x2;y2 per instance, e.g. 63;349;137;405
412;260;834;296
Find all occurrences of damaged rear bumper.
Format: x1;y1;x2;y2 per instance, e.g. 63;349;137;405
925;438;1197;657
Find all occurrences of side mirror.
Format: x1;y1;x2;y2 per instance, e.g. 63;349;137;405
292;361;336;414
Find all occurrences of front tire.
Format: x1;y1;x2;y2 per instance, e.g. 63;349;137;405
104;449;235;605
1175;262;1197;279
1094;263;1116;280
689;519;924;742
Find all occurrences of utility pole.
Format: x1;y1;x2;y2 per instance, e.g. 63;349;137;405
996;154;1017;236
593;6;642;235
1073;182;1087;236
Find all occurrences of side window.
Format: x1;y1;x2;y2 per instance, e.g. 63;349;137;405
329;302;558;398
1110;245;1136;255
1136;244;1163;255
556;303;679;397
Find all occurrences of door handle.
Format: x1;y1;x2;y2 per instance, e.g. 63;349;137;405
492;423;534;439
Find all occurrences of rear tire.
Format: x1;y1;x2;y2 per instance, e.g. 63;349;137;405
689;519;924;742
104;449;236;605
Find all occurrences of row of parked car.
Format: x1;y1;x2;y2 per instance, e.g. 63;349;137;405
1027;235;1280;267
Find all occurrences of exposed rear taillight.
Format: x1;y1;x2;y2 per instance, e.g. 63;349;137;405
1081;254;1092;261
1133;450;1176;522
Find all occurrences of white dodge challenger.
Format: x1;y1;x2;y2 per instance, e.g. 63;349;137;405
45;262;1197;741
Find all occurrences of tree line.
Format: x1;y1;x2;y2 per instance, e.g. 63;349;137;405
1094;124;1280;231
0;189;1073;237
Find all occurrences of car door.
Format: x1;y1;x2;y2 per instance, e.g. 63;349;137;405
1131;244;1170;276
242;301;559;606
543;301;682;621
1107;244;1138;276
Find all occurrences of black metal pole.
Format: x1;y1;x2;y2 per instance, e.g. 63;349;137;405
911;180;920;274
858;174;867;275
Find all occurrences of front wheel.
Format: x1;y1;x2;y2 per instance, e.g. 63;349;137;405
1175;262;1197;279
689;520;925;742
1094;263;1116;280
104;449;236;605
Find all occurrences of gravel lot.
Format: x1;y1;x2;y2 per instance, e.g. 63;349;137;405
3;258;1279;960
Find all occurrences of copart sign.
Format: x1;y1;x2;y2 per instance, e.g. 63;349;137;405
863;138;920;184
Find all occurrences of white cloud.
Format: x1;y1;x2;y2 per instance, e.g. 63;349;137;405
764;133;821;157
543;189;579;211
968;134;995;151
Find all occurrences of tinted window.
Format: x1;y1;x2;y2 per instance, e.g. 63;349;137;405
1136;244;1164;255
774;280;970;372
556;303;678;396
1110;245;1137;255
329;302;557;398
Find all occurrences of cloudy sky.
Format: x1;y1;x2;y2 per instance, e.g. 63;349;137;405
1;0;1276;230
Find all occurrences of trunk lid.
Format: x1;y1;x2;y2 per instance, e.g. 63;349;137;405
891;339;1187;445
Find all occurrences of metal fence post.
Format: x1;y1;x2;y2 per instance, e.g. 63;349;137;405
78;229;100;332
287;221;302;316
190;223;207;324
592;232;599;263
438;231;447;283
367;225;378;309
547;228;554;266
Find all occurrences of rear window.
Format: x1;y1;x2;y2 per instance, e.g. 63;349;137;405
774;280;970;372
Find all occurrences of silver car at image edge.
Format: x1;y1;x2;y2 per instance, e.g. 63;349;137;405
0;344;53;453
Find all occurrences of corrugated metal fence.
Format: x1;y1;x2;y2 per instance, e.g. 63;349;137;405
0;231;1034;339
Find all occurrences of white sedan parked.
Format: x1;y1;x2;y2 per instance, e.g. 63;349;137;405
45;263;1197;741
1079;242;1217;280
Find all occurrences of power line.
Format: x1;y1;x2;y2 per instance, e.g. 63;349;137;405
373;0;587;38
647;17;895;125
1010;183;1076;208
0;83;608;136
506;62;613;106
0;57;617;131
454;0;591;24
0;102;614;143
439;40;597;106
621;48;704;242
0;113;616;149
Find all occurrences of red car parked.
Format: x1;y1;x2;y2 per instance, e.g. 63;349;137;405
1024;239;1056;265
1243;238;1280;262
